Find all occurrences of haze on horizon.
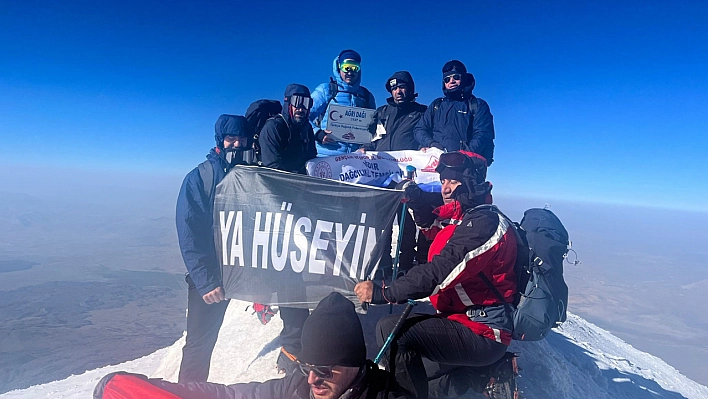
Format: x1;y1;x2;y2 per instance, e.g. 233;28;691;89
2;171;708;388
1;0;708;391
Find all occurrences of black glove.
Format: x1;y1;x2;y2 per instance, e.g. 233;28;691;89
395;180;422;203
315;129;327;143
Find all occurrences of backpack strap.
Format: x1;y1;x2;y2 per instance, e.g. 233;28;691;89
197;160;214;197
314;78;339;129
429;97;443;119
467;94;478;119
468;204;527;309
360;86;373;108
478;272;514;316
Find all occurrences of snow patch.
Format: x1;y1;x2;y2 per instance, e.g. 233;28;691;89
2;302;707;399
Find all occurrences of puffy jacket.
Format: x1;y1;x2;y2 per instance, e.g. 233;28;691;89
310;56;376;157
259;114;317;174
361;98;427;152
372;202;517;345
413;78;495;165
95;362;407;399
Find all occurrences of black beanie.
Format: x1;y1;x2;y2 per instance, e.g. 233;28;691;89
385;71;415;94
298;292;366;367
442;60;467;78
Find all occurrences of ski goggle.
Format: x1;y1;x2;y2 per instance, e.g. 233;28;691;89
439;152;470;170
443;74;462;84
340;62;361;73
289;94;313;110
298;362;334;379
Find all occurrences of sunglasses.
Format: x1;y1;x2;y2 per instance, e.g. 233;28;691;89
290;94;313;110
443;74;462;84
439;152;469;169
298;362;334;379
340;63;360;73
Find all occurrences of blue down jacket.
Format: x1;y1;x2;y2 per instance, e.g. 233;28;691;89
309;56;376;157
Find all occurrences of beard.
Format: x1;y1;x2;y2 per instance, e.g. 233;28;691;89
292;111;308;125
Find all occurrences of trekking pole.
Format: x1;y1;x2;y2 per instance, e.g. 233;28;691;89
390;165;416;314
375;299;416;364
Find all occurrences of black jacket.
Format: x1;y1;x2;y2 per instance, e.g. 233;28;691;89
94;362;409;399
363;98;427;152
413;77;495;165
259;113;317;174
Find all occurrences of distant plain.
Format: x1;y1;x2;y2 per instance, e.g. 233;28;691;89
1;171;707;392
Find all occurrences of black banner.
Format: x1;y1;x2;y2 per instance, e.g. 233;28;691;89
215;166;403;309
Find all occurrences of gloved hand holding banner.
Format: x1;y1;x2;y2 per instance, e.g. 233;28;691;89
215;165;403;309
306;148;445;192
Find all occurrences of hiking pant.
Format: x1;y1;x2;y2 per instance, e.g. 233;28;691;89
376;313;507;399
179;275;229;383
278;306;309;355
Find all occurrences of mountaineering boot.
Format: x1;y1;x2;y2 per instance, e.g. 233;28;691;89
483;352;519;399
276;347;299;375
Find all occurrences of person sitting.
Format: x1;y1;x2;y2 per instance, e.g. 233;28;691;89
354;151;516;398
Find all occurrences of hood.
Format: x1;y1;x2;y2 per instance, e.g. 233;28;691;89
282;83;311;125
214;114;254;148
332;56;362;92
443;72;476;100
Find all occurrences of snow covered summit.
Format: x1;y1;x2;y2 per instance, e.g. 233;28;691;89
1;299;707;399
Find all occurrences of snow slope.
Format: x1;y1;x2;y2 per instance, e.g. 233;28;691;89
2;299;707;399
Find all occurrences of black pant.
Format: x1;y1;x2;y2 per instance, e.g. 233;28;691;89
178;277;309;382
179;280;229;383
278;306;309;355
380;204;418;275
376;313;507;399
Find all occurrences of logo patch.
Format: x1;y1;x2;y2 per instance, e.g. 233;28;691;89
313;161;332;179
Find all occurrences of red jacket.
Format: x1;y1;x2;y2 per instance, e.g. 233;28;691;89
374;202;517;345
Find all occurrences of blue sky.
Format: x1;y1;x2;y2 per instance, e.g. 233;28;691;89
1;1;707;211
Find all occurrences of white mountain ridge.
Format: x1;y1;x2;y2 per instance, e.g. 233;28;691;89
2;299;707;399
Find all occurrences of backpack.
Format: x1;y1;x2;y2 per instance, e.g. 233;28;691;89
245;99;283;162
314;77;374;129
477;206;571;341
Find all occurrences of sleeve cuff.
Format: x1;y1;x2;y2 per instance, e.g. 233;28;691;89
371;281;394;304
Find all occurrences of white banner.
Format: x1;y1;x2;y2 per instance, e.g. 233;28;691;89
306;148;444;192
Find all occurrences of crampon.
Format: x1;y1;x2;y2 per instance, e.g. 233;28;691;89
484;352;520;399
